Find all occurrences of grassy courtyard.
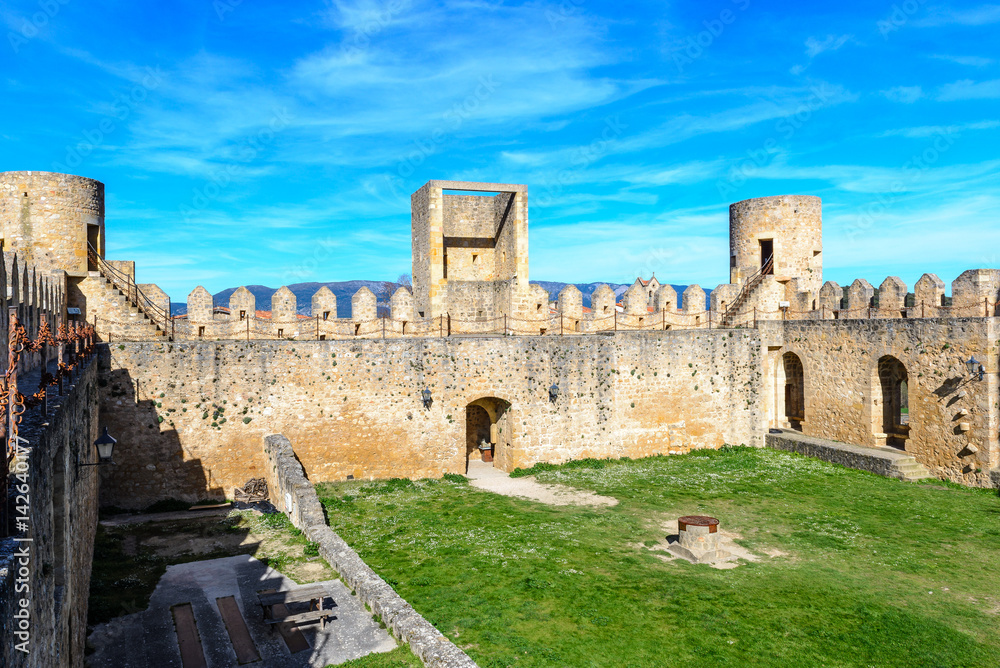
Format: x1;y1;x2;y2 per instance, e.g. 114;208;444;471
315;448;1000;668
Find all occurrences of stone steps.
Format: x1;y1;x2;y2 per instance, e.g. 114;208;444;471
893;459;934;481
94;276;167;339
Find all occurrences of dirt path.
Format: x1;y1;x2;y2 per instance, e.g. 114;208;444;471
466;460;618;506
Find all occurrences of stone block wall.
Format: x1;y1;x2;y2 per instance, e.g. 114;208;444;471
97;330;764;508
0;357;100;668
760;317;998;486
951;269;1000;316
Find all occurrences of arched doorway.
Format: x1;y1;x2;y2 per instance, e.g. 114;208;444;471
782;353;804;431
773;351;805;431
465;397;511;471
874;356;909;448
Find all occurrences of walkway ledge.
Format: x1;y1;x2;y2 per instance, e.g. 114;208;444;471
766;429;933;482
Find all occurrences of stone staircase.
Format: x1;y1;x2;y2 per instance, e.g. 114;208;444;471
766;429;935;482
721;255;773;327
892;455;934;482
87;272;168;340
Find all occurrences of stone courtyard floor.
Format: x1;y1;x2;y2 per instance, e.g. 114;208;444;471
85;509;420;667
87;554;397;667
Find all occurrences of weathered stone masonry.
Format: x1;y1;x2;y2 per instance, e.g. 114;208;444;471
761;317;999;486
98;330;764;508
0;360;100;668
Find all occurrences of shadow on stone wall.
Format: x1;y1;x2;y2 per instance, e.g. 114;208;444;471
98;358;223;509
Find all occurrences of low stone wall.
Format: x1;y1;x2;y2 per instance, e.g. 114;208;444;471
262;434;477;668
0;357;101;668
766;430;914;480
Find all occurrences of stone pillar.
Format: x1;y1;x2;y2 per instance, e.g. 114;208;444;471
589;284;616;331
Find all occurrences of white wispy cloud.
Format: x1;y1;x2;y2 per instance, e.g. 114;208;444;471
499;84;857;174
914;4;1000;26
929;54;994;66
877;120;1000;138
824;193;1000;287
937;78;1000;100
804;34;852;58
881;86;924;103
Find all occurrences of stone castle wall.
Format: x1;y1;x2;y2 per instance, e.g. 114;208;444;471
97;330;764;508
761;317;998;486
0;359;100;668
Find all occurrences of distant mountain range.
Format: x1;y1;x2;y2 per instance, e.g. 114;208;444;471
170;280;709;317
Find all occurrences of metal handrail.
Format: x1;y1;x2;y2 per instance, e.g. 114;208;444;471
87;243;170;334
722;255;773;326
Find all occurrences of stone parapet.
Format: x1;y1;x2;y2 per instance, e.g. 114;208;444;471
0;357;100;667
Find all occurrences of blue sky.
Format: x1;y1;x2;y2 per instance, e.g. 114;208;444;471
2;0;998;298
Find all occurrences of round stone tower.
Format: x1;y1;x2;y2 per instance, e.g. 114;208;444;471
729;195;822;294
0;171;105;277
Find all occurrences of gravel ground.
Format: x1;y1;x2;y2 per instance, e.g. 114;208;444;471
466;460;618;506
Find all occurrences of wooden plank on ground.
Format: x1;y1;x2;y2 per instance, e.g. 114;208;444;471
257;586;327;607
171;603;208;668
216;596;261;665
259;588;310;654
264;609;332;625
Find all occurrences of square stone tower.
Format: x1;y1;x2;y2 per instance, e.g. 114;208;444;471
411;180;528;321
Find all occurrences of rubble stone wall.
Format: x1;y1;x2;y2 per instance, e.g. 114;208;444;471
98;330;764;508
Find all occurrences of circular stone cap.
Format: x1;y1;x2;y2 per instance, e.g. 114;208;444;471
678;516;720;533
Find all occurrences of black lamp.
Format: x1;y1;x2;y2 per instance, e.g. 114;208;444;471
421;388;433;409
549;384;560;403
966;356;984;381
80;427;117;467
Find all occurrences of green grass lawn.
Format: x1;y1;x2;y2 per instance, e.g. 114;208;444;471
315;447;1000;668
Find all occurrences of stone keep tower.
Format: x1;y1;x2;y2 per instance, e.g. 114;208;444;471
0;171;105;276
729;195;822;296
411;180;528;321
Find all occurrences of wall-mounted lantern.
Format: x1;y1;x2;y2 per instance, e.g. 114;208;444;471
549;384;560;403
966;356;984;381
79;427;117;467
421;388;433;409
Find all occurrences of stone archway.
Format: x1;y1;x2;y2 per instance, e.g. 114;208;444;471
874;355;909;449
773;351;805;431
464;397;512;471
